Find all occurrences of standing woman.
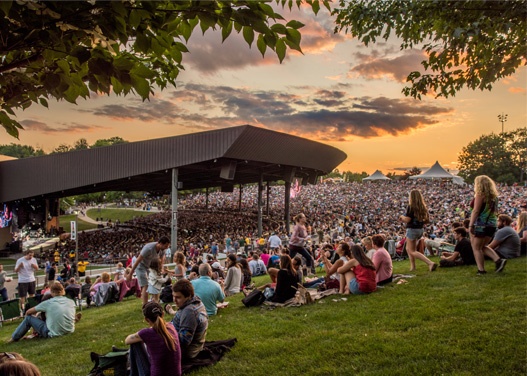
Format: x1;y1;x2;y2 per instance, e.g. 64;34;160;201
517;211;527;256
399;190;438;272
468;175;507;274
288;213;314;274
223;254;242;296
125;301;181;376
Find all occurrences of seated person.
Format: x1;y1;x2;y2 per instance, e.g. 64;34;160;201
238;258;252;290
248;254;267;276
168;279;208;360
440;227;476;267
305;242;352;293
91;272;118;306
266;250;281;269
65;277;81;300
81;276;93;308
269;255;298;303
371;234;393;286
113;262;126;281
191;263;225;316
486;214;521;259
223;254;242;297
9;281;78;342
0;352;41;376
338;245;377;295
125;301;181;376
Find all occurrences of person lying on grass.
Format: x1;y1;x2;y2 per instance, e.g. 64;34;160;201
8;281;80;342
165;279;209;360
125;301;181;376
337;245;377;295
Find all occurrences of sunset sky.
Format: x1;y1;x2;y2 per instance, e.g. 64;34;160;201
4;5;526;175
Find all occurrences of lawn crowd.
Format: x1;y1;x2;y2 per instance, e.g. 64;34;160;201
3;176;526;376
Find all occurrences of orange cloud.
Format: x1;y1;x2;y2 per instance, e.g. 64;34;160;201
508;87;526;94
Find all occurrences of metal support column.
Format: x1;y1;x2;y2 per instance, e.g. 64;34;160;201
266;181;270;216
171;168;178;252
284;181;291;235
258;176;263;237
205;187;209;210
239;184;243;211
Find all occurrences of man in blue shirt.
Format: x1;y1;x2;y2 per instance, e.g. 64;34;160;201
191;263;225;316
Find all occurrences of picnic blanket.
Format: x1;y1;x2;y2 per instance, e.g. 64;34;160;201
263;288;339;308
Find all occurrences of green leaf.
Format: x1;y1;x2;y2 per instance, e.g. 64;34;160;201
131;64;156;79
0;0;12;17
111;76;124;95
135;33;150;53
242;26;254;47
222;20;233;42
129;9;142;29
286;20;304;30
257;34;267;57
276;39;286;63
286;28;301;46
39;98;49;108
56;60;70;75
270;24;288;35
131;75;151;99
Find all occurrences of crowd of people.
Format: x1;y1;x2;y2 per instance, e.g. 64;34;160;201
4;176;526;375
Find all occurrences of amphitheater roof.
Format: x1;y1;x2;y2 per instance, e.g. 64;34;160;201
0;125;346;202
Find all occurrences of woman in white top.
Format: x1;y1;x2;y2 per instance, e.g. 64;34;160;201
305;242;351;293
223;254;242;296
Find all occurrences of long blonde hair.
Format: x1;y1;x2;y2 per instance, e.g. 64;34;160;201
517;212;527;232
409;190;429;223
474;175;498;203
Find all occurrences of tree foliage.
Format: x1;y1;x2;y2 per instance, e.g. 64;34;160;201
458;128;527;184
403;167;421;180
91;136;128;148
0;0;329;138
333;0;527;99
0;143;45;158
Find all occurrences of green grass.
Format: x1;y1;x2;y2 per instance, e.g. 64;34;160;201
59;215;97;232
1;257;525;376
86;208;156;223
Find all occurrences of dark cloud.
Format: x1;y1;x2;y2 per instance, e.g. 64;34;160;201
89;98;184;122
84;83;452;140
20;119;108;134
350;50;426;82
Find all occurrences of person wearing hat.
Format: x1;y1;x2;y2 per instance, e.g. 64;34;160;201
125;301;181;376
9;281;79;342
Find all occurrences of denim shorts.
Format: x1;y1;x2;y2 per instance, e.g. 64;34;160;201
406;228;424;240
349;278;365;295
135;264;148;288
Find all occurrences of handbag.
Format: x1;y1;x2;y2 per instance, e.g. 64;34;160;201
242;289;265;307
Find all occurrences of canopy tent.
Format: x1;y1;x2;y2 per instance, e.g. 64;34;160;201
409;161;465;185
363;170;391;181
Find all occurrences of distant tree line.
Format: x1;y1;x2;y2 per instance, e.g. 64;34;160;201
0;137;127;158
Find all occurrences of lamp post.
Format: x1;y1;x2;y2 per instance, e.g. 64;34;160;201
497;113;508;134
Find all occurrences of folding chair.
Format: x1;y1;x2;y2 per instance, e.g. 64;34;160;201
0;298;22;327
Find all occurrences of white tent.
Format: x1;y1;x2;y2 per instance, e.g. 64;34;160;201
363;170;391;181
410;161;465;184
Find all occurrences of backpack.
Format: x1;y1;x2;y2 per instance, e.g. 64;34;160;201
242;289;265;307
160;284;173;303
88;349;129;376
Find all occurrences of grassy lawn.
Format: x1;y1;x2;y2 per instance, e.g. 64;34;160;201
59;215;97;232
1;257;525;376
86;208;157;223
